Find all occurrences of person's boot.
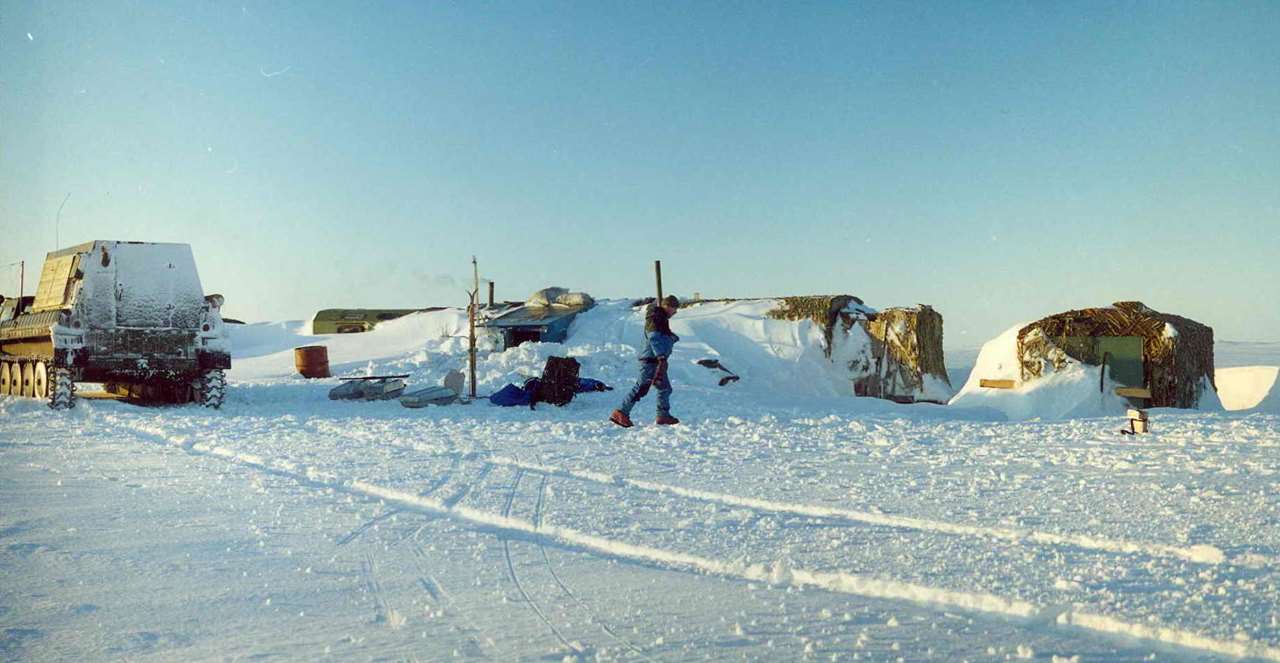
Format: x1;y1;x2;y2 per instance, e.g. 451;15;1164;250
609;410;634;428
655;413;680;425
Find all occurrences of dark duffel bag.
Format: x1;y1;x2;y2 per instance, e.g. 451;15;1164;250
535;356;580;407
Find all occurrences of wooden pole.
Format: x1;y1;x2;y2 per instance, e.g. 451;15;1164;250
469;256;478;399
654;260;663;302
488;281;494;308
17;261;23;313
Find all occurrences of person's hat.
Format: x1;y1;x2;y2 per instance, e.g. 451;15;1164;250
661;295;680;309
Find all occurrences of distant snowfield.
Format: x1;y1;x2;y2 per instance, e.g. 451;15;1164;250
2;305;1279;661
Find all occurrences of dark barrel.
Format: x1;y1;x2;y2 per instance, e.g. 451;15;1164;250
294;345;331;379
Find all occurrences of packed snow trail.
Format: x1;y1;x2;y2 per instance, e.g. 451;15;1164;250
111;416;1280;662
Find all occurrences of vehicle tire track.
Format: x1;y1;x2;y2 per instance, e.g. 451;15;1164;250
410;544;490;657
361;552;405;628
339;455;463;546
112;418;1280;662
442;462;493;508
381;443;1234;567
338;508;401;546
501;469;583;656
533;474;651;660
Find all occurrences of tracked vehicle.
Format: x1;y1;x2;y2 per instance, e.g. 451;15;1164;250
0;241;230;409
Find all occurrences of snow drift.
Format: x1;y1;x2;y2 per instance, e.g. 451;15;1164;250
950;323;1223;420
228;299;955;406
1216;366;1280;413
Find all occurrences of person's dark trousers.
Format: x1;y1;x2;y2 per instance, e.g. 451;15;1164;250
618;360;672;416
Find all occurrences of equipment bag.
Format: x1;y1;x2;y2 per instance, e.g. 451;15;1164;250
536;356;580;407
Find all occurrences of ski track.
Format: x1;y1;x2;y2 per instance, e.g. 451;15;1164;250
111;416;1280;662
383;439;1237;568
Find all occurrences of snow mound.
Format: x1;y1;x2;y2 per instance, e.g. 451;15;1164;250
1216;366;1280;412
226;299;952;407
230;309;474;380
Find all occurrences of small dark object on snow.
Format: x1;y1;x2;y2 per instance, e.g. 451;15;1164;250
697;358;741;386
534;356;580;408
490;373;610;408
490;383;533;407
1120;408;1150;435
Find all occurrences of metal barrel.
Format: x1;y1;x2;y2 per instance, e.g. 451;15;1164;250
294;345;331;379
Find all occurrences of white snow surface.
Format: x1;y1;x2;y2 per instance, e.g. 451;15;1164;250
3;306;1280;661
1217;366;1280;413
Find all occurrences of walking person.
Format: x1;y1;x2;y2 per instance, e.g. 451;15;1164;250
611;295;681;427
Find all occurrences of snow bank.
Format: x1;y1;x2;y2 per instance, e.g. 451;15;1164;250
951;323;1160;421
227;299;950;407
229;309;476;380
570;300;874;400
951;322;1230;421
1216;366;1280;412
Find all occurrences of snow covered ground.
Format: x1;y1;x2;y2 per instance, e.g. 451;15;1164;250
3;305;1279;661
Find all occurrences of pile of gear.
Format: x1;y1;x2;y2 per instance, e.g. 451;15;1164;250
328;369;467;408
489;356;612;409
326;359;612;411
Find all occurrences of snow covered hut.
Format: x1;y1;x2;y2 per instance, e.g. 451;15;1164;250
1017;301;1215;408
857;305;952;404
482;287;596;349
765;296;953;404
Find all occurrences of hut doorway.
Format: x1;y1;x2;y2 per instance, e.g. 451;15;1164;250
1095;336;1144;388
509;329;542;347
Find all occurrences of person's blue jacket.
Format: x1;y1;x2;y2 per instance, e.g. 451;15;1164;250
639;304;679;361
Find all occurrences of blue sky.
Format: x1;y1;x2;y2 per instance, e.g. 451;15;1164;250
2;1;1277;348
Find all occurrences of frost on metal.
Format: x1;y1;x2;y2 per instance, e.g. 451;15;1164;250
0;240;231;408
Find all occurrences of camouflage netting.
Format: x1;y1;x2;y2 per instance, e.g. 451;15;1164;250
766;295;862;355
764;296;951;403
857;305;951;403
1017;301;1215;408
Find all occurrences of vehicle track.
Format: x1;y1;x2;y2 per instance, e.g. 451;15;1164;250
533;474;652;660
306;421;1236;566
500;469;584;656
338;509;401;546
361;552;404;628
377;441;1235;567
442;462;493;508
109;417;1280;662
339;455;462;547
410;537;491;658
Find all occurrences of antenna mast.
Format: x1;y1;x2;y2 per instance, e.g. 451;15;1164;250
468;256;479;399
